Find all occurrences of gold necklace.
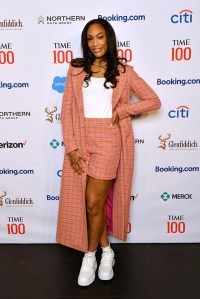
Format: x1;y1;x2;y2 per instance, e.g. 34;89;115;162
93;61;107;67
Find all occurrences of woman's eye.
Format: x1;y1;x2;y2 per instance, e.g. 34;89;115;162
98;36;104;39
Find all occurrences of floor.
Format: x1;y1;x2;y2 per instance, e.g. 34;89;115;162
0;243;200;299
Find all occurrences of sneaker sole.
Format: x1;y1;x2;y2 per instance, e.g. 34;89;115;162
78;264;97;287
98;259;115;280
78;273;95;286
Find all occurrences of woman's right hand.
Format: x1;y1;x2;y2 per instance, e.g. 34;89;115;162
68;150;89;175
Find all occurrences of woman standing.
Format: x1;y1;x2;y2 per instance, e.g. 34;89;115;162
56;18;161;286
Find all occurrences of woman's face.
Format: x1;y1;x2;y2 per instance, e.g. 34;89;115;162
87;23;107;59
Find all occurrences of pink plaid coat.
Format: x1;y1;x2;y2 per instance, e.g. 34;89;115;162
56;64;161;252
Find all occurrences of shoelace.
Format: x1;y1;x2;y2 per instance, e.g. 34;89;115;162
82;255;96;270
100;251;114;266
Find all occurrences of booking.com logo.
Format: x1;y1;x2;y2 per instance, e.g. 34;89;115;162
171;9;193;23
98;14;145;22
47;195;59;200
168;106;189;118
52;76;66;93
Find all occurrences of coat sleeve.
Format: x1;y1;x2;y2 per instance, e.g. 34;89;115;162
115;66;161;119
61;65;78;154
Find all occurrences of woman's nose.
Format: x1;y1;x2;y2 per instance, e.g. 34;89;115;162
93;38;98;46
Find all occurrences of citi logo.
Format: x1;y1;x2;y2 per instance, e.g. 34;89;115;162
171;9;193;24
0;141;27;148
168;106;189;118
161;192;192;201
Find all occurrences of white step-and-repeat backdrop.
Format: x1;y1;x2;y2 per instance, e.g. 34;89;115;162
0;0;199;244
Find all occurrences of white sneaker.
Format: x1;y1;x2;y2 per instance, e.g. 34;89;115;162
98;249;115;280
78;253;97;286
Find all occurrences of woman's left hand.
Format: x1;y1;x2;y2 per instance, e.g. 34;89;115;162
110;110;119;127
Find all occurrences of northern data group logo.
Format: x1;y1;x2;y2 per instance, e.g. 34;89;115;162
0;111;31;120
38;15;85;25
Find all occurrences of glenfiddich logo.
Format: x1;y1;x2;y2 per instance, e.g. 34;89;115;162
0;19;23;30
0;191;34;207
158;134;171;150
0;191;6;206
45;106;57;123
158;134;198;150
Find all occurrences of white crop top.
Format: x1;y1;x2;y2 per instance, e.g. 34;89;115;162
82;77;113;118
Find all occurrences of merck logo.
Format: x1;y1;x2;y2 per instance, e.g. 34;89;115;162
171;10;193;24
168;106;189;118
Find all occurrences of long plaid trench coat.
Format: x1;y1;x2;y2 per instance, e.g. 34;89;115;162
56;64;161;252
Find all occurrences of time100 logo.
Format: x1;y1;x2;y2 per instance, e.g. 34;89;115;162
167;215;186;234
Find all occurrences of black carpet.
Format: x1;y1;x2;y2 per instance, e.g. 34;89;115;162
0;243;200;299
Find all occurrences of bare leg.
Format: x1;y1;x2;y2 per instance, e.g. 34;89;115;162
99;216;109;247
86;176;113;252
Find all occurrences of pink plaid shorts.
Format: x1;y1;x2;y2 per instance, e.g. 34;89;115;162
84;117;121;180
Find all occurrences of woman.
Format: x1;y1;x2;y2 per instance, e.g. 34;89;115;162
56;18;161;286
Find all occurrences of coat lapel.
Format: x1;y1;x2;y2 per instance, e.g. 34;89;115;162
71;67;86;113
112;72;127;111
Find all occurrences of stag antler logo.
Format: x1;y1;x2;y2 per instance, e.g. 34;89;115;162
158;134;171;150
45;106;57;123
0;191;7;207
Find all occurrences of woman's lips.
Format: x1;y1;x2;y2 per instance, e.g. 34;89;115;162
92;48;102;53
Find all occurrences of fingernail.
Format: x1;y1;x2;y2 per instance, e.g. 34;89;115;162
110;124;113;128
86;161;89;165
